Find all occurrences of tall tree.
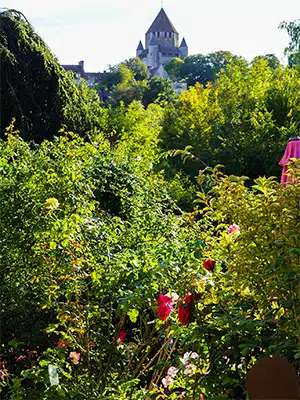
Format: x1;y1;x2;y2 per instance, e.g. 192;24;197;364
122;57;150;81
0;9;105;142
142;77;176;107
279;19;300;68
164;57;184;80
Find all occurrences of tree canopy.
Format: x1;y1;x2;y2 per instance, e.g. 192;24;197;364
0;10;105;142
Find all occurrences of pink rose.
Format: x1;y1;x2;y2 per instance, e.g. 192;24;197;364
157;294;174;321
228;224;240;235
69;351;80;365
167;366;179;377
162;374;174;388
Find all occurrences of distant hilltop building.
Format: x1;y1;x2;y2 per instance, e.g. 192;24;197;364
136;8;188;78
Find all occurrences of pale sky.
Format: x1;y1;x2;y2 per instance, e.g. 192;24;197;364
3;0;300;72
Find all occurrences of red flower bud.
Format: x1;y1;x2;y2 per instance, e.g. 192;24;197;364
203;259;216;271
178;304;193;326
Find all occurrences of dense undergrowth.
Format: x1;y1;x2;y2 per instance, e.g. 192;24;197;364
0;126;299;399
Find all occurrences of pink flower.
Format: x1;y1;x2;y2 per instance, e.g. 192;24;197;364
89;342;95;348
16;355;26;362
184;363;197;376
228;224;240;235
157;294;174;321
69;352;80;365
117;331;127;343
162;375;174;388
180;351;199;364
167;366;179;377
200;395;205;400
26;349;37;355
180;392;186;399
57;339;68;349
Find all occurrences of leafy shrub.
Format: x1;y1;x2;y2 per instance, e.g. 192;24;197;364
1;122;299;399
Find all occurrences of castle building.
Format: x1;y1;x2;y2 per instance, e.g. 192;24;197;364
136;8;188;78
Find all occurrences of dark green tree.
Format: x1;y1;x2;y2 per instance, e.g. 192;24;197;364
0;9;105;142
122;57;150;81
179;54;213;87
142;76;176;107
164;57;184;80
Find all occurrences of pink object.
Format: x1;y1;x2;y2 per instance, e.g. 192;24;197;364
117;331;127;343
69;351;80;365
228;224;240;235
278;140;300;185
157;294;174;321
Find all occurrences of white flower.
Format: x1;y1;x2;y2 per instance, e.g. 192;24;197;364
136;156;142;162
162;375;174;388
171;292;179;302
167;366;179;377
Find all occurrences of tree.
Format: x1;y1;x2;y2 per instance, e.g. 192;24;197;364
108;81;146;106
160;58;300;182
179;54;213;87
100;64;135;91
0;10;106;142
207;50;242;79
173;51;240;87
252;54;281;70
142;76;176;107
279;19;300;69
122;57;150;81
164;57;184;80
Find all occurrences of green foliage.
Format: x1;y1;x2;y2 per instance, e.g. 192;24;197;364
0;10;106;142
252;54;281;70
142;76;176;107
279;19;300;70
108;81;147;107
0;122;299;399
164;57;184;80
160;59;300;183
167;51;241;87
122;57;151;81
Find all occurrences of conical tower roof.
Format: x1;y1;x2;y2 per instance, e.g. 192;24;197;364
147;8;178;34
179;37;188;48
137;40;144;50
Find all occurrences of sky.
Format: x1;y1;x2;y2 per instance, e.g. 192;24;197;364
3;0;300;72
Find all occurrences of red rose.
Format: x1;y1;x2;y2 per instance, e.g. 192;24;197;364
183;292;192;303
178;304;193;326
157;294;173;305
203;259;216;271
157;294;173;321
117;331;127;343
57;339;68;348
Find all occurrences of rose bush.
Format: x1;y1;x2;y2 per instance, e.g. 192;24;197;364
0;125;299;399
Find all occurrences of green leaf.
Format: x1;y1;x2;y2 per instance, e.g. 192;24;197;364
128;309;139;323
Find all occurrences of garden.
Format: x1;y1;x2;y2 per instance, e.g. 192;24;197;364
0;10;299;399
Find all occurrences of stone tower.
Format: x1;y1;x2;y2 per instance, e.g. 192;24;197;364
136;8;188;77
